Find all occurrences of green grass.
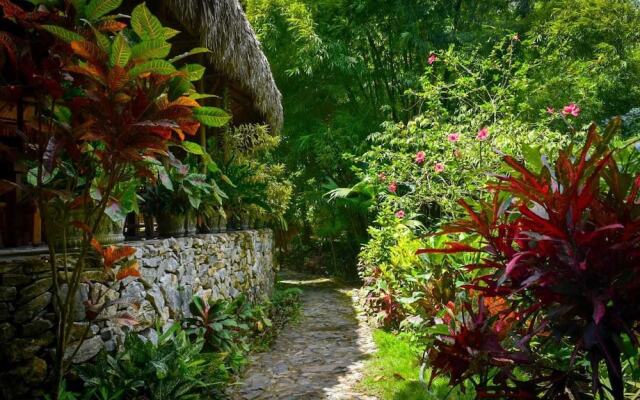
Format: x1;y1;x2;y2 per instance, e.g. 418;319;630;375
358;329;474;400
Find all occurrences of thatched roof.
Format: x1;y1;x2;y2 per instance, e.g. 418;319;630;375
164;0;283;133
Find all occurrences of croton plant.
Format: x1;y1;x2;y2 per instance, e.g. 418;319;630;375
420;119;640;399
0;0;228;393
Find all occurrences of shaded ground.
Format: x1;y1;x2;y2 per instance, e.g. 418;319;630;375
229;271;377;399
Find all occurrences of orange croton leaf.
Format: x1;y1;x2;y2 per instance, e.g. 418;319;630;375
116;260;141;280
65;64;106;83
70;40;105;63
170;96;200;108
96;20;127;33
180;120;201;136
102;245;136;270
90;237;102;252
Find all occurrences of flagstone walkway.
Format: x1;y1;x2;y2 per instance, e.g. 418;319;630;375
228;271;377;400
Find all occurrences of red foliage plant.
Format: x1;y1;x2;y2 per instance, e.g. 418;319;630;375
419;119;640;399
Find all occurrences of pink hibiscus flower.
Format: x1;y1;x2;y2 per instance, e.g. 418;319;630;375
562;103;581;117
415;151;426;164
428;53;438;65
434;163;445;173
395;210;405;219
447;132;460;143
388;181;397;193
476;127;489;141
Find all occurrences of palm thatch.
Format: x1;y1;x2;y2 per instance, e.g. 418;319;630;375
164;0;283;133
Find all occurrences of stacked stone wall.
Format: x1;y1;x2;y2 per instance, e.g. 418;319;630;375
0;229;275;399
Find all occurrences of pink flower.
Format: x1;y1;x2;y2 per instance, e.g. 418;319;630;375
476;127;489;141
434;162;445;173
395;210;405;219
428;53;438;65
562;103;581;117
546;106;555;115
447;132;460;143
415;151;426;164
388;181;397;193
378;172;387;182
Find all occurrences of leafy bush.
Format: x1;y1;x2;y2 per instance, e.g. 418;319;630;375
422;119;640;399
185;288;302;373
355;39;569;328
77;324;225;400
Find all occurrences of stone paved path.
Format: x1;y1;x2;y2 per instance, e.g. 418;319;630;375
228;271;377;400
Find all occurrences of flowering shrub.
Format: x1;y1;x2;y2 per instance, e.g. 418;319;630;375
421;119;640;399
356;38;568;328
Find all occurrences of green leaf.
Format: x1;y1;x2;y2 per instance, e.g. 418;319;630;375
42;25;84;43
163;27;180;40
85;0;122;22
168;76;193;100
189;93;219;100
131;2;164;40
109;34;131;67
129;60;176;77
181;64;206;81
182;141;205;155
169;47;211;63
193;107;230;127
130;39;171;61
91;27;110;52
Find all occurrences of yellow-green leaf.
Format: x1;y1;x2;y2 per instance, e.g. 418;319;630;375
91;27;110;52
163;27;180;40
193;107;230;128
110;34;131;67
131;39;171;61
85;0;123;22
42;25;84;43
129;60;176;77
131;3;164;40
182;64;206;81
169;47;211;63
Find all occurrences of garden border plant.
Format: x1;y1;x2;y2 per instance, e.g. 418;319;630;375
0;0;229;395
420;118;640;399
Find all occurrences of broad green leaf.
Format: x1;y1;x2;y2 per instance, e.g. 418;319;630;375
130;39;171;61
181;64;206;81
129;60;176;77
109;34;130;67
182;141;205;155
169;47;211;63
163;27;181;40
193;107;230;128
42;25;84;43
131;3;164;40
85;0;122;22
168;76;193;99
91;27;110;52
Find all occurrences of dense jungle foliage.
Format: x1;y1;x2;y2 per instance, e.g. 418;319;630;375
244;0;640;278
246;0;640;397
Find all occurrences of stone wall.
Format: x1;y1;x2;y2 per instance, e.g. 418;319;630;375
0;229;275;399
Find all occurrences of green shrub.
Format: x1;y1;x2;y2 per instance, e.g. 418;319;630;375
77;324;225;400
